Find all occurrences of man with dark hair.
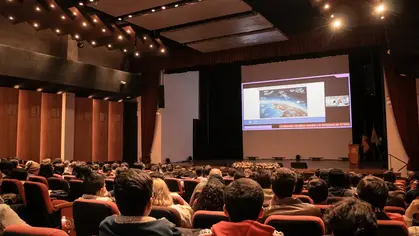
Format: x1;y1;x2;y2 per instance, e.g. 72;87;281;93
264;168;320;218
227;168;236;178
347;172;362;192
328;169;353;197
99;169;181;236
357;176;404;223
294;173;304;194
234;171;245;180
52;158;62;165
383;170;399;191
255;170;273;205
199;179;283;236
132;162;145;170
195;166;206;183
323;198;377;236
203;165;211;177
308;179;329;204
102;164;114;177
81;172;114;202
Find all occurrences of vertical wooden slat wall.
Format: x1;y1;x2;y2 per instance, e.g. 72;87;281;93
40;93;62;160
0;88;19;158
16;90;41;161
108;102;123;161
74;97;93;162
92;99;108;162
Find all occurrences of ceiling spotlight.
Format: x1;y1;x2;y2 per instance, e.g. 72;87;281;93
57;91;63;95
91;41;96;45
35;6;41;11
104;97;109;101
88;95;94;99
128;15;132;18
13;85;19;89
149;44;153;48
330;14;334;18
123;49;127;52
61;15;66;20
8;16;14;20
33;22;39;28
324;3;330;9
331;19;342;29
151;9;155;12
135;52;139;57
73;12;77;16
175;4;179;7
102;28;106;32
160;48;165;53
78;2;84;6
400;73;407;77
376;4;385;13
36;88;43;92
126;29;131;33
82;22;87;27
120;81;127;85
127;96;131;99
143;36;147;40
118;17;122;21
77;42;84;48
55;29;60;33
108;44;112;48
118;35;123;40
381;16;385;20
93;19;97;23
118;99;123;103
90;0;94;2
50;4;55;8
74;34;80;39
162;6;166;9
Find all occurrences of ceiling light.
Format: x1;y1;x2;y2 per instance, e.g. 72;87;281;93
55;29;60;33
123;49;127;53
104;97;109;101
35;6;41;11
108;44;112;48
78;2;84;6
91;41;96;45
118;18;122;21
102;28;106;32
127;96;131;99
330;14;334;18
160;48;165;53
135;52;139;57
162;6;166;9
324;3;330;9
13;85;19;89
57;91;63;95
126;29;131;33
175;4;179;7
118;99;123;103
36;88;43;92
149;44;153;48
90;0;94;2
50;4;55;8
73;12;77;16
151;9;155;12
8;16;14;20
400;73;407;77
118;35;123;40
331;19;342;29
88;95;94;99
33;23;39;28
143;36;147;40
93;19;98;23
61;15;66;20
74;34;80;39
381;16;385;20
120;81;127;85
128;15;132;18
376;4;385;13
82;22;87;27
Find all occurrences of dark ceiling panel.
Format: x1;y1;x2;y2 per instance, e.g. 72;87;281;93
127;0;252;30
88;0;178;17
161;13;273;43
187;28;287;52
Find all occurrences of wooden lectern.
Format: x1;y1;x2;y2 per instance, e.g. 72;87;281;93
348;144;359;169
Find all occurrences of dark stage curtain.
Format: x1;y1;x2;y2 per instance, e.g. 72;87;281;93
141;71;160;164
384;56;419;170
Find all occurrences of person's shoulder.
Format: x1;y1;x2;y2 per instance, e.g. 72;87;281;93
99;215;116;228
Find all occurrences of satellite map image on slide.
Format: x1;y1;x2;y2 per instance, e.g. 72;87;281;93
259;87;308;118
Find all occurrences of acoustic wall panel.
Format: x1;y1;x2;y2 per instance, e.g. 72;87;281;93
108;102;123;161
92;99;109;162
74;97;93;162
40;93;62;160
0;87;18;158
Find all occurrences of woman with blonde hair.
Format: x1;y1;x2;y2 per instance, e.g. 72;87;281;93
152;178;193;228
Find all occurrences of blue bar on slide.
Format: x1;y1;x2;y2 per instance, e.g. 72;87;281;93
243;116;326;125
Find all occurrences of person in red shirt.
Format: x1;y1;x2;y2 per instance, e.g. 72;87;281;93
199;178;283;236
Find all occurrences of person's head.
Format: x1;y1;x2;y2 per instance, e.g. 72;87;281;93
357;176;389;211
25;161;40;175
323;198;377;236
83;172;107;196
152;178;173;207
271;168;296;199
220;166;228;177
74;164;92;180
121;162;129;168
41;158;51;165
195;166;203;177
194;179;225;211
228;168;236;177
328;168;346;188
114;169;153;216
52;158;62;165
63;160;70;168
383;170;396;183
315;169;321;177
53;164;65;175
244;169;253;178
308;178;329;204
255;169;271;189
224;178;264;222
132;162;145;170
91;164;100;171
319;169;330;186
0;160;14;177
102;164;112;174
348;172;362;188
203;165;211;177
386;191;406;209
209;168;222;178
111;163;120;170
294;173;304;194
234;170;245;180
39;163;54;178
115;167;128;176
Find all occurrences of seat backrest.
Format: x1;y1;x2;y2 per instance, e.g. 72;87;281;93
11;168;28;181
192;211;228;229
68;180;84;201
150;206;182;227
384;206;406;215
377;220;408;236
164;178;183;193
314;204;330;215
265;215;325;236
2;179;26;204
301;189;309;196
189;190;201;206
73;199;120;236
47;177;70;192
28;176;49;188
327;197;347;204
23;181;54;227
293;194;314;204
170;194;186;205
183;179;200;203
4;225;68;236
105;179;114;192
63;175;77;181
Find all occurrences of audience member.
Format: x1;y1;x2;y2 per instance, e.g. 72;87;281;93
195;166;206;182
152;178;193;228
99;169;181;236
0;161;14;177
319;169;330;186
294;173;304;194
81;172;114;202
52;158;62;165
25;161;40;177
264;168;321;219
63;160;72;175
255;170;273;204
323;198;377;236
203;165;211;177
308;178;329;204
53;164;65;175
192;168;222;198
194;178;225;212
41;158;51;164
234;170;245;180
347;172;362;192
383;170;399;191
386;191;407;209
74;164;92;180
227;168;236;178
132;162;145;170
328;168;354;197
102;164;114;177
199;179;283;236
38;163;54;179
357;176;404;224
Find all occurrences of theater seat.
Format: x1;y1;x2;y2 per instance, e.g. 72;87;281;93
68;180;83;202
165;178;183;194
293;194;314;204
377;220;408;236
73;199;120;236
192;211;228;229
183;179;200;203
170;193;186;205
384;206;406;215
105;179;114;192
2;179;26;204
264;215;325;236
28;176;49;188
189;190;201;206
150;206;182;227
4;225;68;236
63;175;77;181
314;204;330;215
48;178;70;193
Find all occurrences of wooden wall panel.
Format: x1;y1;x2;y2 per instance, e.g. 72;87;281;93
74;97;92;162
17;90;41;161
40;93;62;160
108;102;123;161
92;100;108;162
0;87;18;158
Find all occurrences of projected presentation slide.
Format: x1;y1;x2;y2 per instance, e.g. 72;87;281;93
242;73;351;130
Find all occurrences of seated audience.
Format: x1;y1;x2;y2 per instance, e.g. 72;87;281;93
0;160;14;177
203;165;211;177
357;176;404;224
195;166;206;183
132;162;145;170
152;178;193;228
293;173;304;194
255;170;274;204
386;191;407;209
199;179;283;236
74;164;92;180
383;170;399;191
193;178;225;211
308;178;329;205
102;164;115;178
323;198;377;236
99;169;181;236
319;169;330;186
234;170;245;180
192;168;222;198
38;163;54;179
81;172;114;202
407;175;419;204
63;160;72;175
25;161;40;177
53;163;65;176
328;168;354;197
347;172;362;192
264;168;321;218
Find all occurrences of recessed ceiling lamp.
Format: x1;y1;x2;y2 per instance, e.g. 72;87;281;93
161;6;166;9
61;15;66;20
149;44;153;48
88;95;94;98
118;35;123;40
128;15;132;18
78;2;84;6
151;9;155;12
134;52;139;57
35;6;41;11
82;22;87;27
74;34;80;39
55;29;60;33
102;28;106;32
324;3;330;9
107;44;112;48
50;4;55;8
13;85;19;89
175;4;179;7
123;49;127;53
93;19;98;23
160;48;165;53
8;16;14;20
33;22;39;28
331;19;342;29
375;4;385;13
126;29;131;34
118;99;123;102
36;88;43;92
91;41;96;45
